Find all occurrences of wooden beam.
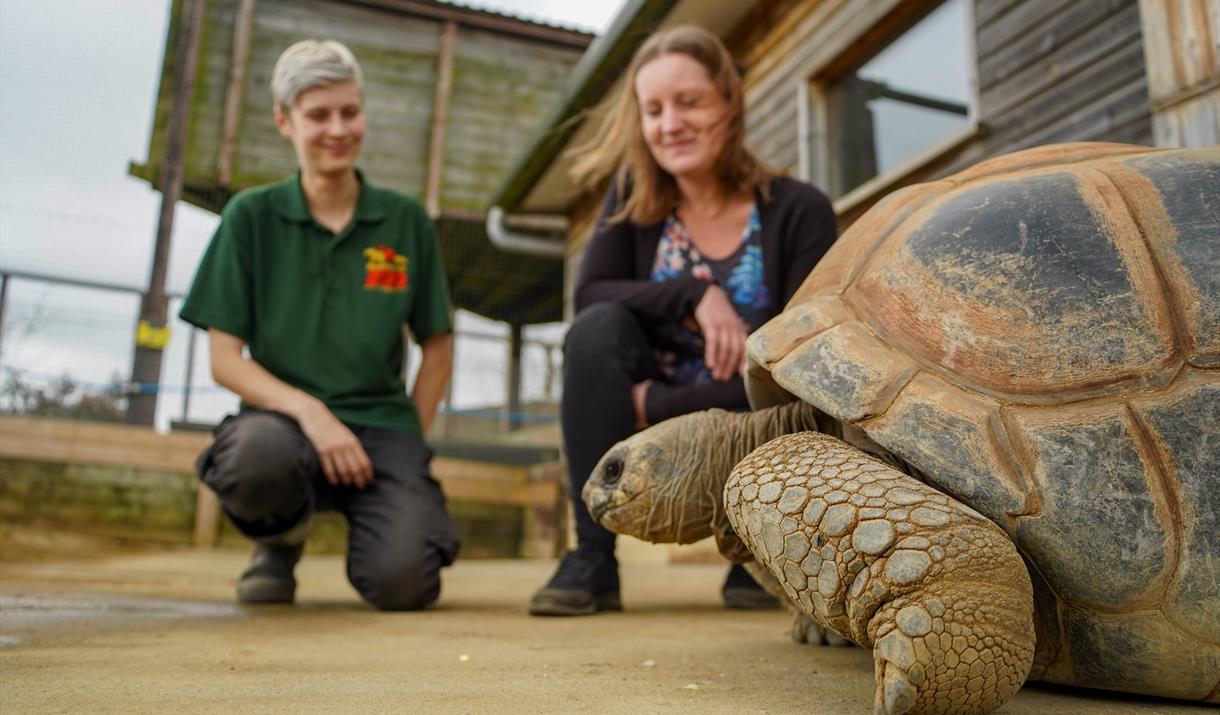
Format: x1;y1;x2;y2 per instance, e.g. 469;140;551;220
425;20;458;218
217;0;257;186
343;0;592;48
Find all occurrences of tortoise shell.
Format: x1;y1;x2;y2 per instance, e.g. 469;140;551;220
745;143;1219;699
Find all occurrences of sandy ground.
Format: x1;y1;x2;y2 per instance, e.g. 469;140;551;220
0;536;1208;714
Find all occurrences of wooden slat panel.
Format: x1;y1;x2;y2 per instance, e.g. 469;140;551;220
1012;75;1152;149
730;0;822;71
980;2;1143;118
742;0;906;105
975;0;1028;28
440;25;578;211
0;416;561;508
976;0;1072;60
746;90;801;169
977;0;1134;90
986;36;1150;143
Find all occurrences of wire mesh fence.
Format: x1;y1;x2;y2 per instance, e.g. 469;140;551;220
0;269;564;436
0;0;576;442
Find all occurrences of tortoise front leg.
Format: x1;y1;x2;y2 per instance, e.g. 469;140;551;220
741;560;852;646
726;432;1035;715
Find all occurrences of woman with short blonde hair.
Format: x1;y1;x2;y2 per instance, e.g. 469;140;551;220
182;39;459;611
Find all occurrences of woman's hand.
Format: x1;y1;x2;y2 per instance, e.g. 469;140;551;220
694;284;747;381
297;402;373;489
631;379;653;430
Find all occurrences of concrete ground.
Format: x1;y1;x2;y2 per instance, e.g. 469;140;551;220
0;531;1207;714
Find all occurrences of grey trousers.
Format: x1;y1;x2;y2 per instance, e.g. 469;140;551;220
196;409;461;611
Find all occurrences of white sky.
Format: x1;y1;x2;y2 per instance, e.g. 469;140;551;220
0;0;624;428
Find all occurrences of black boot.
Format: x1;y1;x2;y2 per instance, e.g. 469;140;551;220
236;542;304;604
721;563;780;609
528;544;620;616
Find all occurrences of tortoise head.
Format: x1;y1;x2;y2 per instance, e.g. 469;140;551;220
583;410;731;546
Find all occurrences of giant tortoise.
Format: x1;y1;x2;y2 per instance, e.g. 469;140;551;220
582;143;1219;714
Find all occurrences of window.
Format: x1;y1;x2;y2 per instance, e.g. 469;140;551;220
819;0;975;200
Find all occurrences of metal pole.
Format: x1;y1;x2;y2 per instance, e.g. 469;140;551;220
0;272;9;364
181;326;198;424
441;330;456;439
126;0;207;426
505;322;523;431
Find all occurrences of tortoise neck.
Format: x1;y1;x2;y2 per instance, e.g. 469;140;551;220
705;400;828;517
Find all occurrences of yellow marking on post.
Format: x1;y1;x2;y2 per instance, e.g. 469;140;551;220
136;321;171;350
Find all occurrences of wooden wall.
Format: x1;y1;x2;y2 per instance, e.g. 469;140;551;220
730;0;1157;223
975;0;1153;151
1138;0;1220;147
141;0;586;215
442;26;578;212
226;0;435;193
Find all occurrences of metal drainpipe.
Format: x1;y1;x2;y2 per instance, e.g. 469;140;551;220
486;206;567;258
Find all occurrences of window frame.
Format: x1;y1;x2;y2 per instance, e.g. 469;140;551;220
798;0;982;215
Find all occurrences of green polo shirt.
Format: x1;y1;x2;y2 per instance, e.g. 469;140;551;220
180;171;453;437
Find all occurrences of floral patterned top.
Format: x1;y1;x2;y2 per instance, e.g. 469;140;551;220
649;205;772;385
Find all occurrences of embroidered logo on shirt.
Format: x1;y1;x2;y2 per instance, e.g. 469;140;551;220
363;245;409;292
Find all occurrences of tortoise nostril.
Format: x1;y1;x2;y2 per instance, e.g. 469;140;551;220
603;458;624;486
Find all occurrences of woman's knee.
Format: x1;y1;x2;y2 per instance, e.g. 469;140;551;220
565;302;647;364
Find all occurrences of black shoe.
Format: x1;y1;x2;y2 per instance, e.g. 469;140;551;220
236;543;304;604
528;546;620;616
721;563;780;610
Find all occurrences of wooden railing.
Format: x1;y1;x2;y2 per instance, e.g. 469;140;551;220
0;415;565;551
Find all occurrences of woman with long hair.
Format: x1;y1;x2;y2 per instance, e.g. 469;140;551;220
529;26;838;615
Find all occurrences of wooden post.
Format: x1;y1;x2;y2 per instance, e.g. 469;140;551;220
127;0;207;426
217;0;257;186
425;20;459;218
181;327;198;424
193;487;222;547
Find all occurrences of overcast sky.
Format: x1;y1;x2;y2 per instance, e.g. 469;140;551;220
0;0;623;427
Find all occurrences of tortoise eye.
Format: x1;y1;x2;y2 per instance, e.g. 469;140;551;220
603;458;624;486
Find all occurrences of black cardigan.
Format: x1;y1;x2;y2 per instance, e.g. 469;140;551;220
574;176;837;421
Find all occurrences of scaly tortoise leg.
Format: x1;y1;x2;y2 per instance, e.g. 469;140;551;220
726;431;1035;715
742;560;851;646
790;610;852;646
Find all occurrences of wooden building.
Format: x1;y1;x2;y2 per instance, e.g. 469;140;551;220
132;0;594;326
488;0;1219;316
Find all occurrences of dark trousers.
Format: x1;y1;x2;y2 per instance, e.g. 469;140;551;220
196;410;461;611
561;303;662;550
